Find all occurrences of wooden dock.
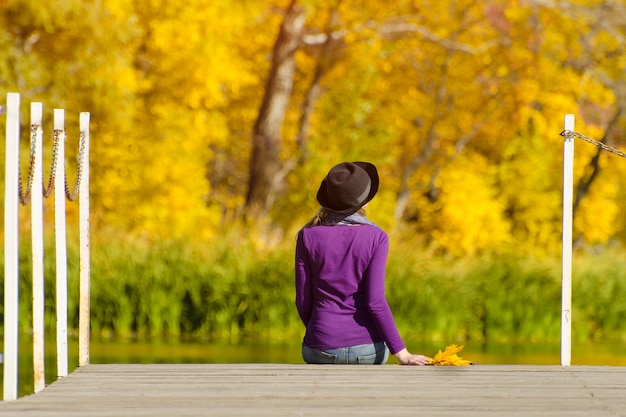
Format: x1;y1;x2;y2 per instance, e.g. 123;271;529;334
1;364;625;416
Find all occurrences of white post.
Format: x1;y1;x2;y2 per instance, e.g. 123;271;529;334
31;103;46;392
3;93;20;401
54;109;69;377
78;112;91;367
561;114;575;367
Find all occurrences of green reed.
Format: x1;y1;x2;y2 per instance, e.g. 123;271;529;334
385;254;563;344
3;233;626;345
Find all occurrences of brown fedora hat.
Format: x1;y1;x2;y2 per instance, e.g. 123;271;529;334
316;162;379;213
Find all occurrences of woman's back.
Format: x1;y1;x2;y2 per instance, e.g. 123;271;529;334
296;224;404;352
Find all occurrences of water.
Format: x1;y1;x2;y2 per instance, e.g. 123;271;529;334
86;338;626;367
2;337;625;399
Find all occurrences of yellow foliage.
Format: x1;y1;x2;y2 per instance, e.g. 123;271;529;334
428;344;473;366
2;0;626;251
575;176;620;245
426;155;512;256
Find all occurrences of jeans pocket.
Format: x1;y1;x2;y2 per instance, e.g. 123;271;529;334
356;353;377;364
303;345;338;364
316;350;338;364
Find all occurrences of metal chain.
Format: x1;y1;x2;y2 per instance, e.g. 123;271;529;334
65;129;86;201
560;130;626;159
43;129;62;198
18;124;38;205
17;127;80;204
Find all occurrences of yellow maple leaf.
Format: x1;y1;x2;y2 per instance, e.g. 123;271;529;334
428;344;474;366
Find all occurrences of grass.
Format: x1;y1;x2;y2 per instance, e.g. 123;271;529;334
2;229;626;346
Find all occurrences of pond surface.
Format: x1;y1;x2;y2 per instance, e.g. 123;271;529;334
85;338;626;366
2;337;626;399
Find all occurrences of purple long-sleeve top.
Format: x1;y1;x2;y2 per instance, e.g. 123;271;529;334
295;224;406;354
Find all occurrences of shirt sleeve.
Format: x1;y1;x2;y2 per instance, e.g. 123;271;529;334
295;230;312;326
365;232;406;354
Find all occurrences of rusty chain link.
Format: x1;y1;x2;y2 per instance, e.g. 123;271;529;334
17;124;39;205
560;130;626;159
65;129;86;201
43;129;62;198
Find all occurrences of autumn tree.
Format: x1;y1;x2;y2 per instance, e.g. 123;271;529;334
0;0;140;230
245;0;306;213
2;0;625;254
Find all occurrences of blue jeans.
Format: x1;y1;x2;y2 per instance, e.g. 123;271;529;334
302;342;389;364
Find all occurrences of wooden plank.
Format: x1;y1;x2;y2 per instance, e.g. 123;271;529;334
1;364;625;416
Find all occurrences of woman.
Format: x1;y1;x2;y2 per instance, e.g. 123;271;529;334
295;161;431;365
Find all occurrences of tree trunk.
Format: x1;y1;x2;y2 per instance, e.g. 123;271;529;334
573;107;622;214
245;0;305;212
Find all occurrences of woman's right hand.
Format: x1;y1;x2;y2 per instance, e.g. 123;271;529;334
394;348;431;366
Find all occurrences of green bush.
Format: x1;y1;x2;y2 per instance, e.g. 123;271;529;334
2;231;626;345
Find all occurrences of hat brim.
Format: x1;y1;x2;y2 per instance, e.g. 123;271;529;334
317;161;379;213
